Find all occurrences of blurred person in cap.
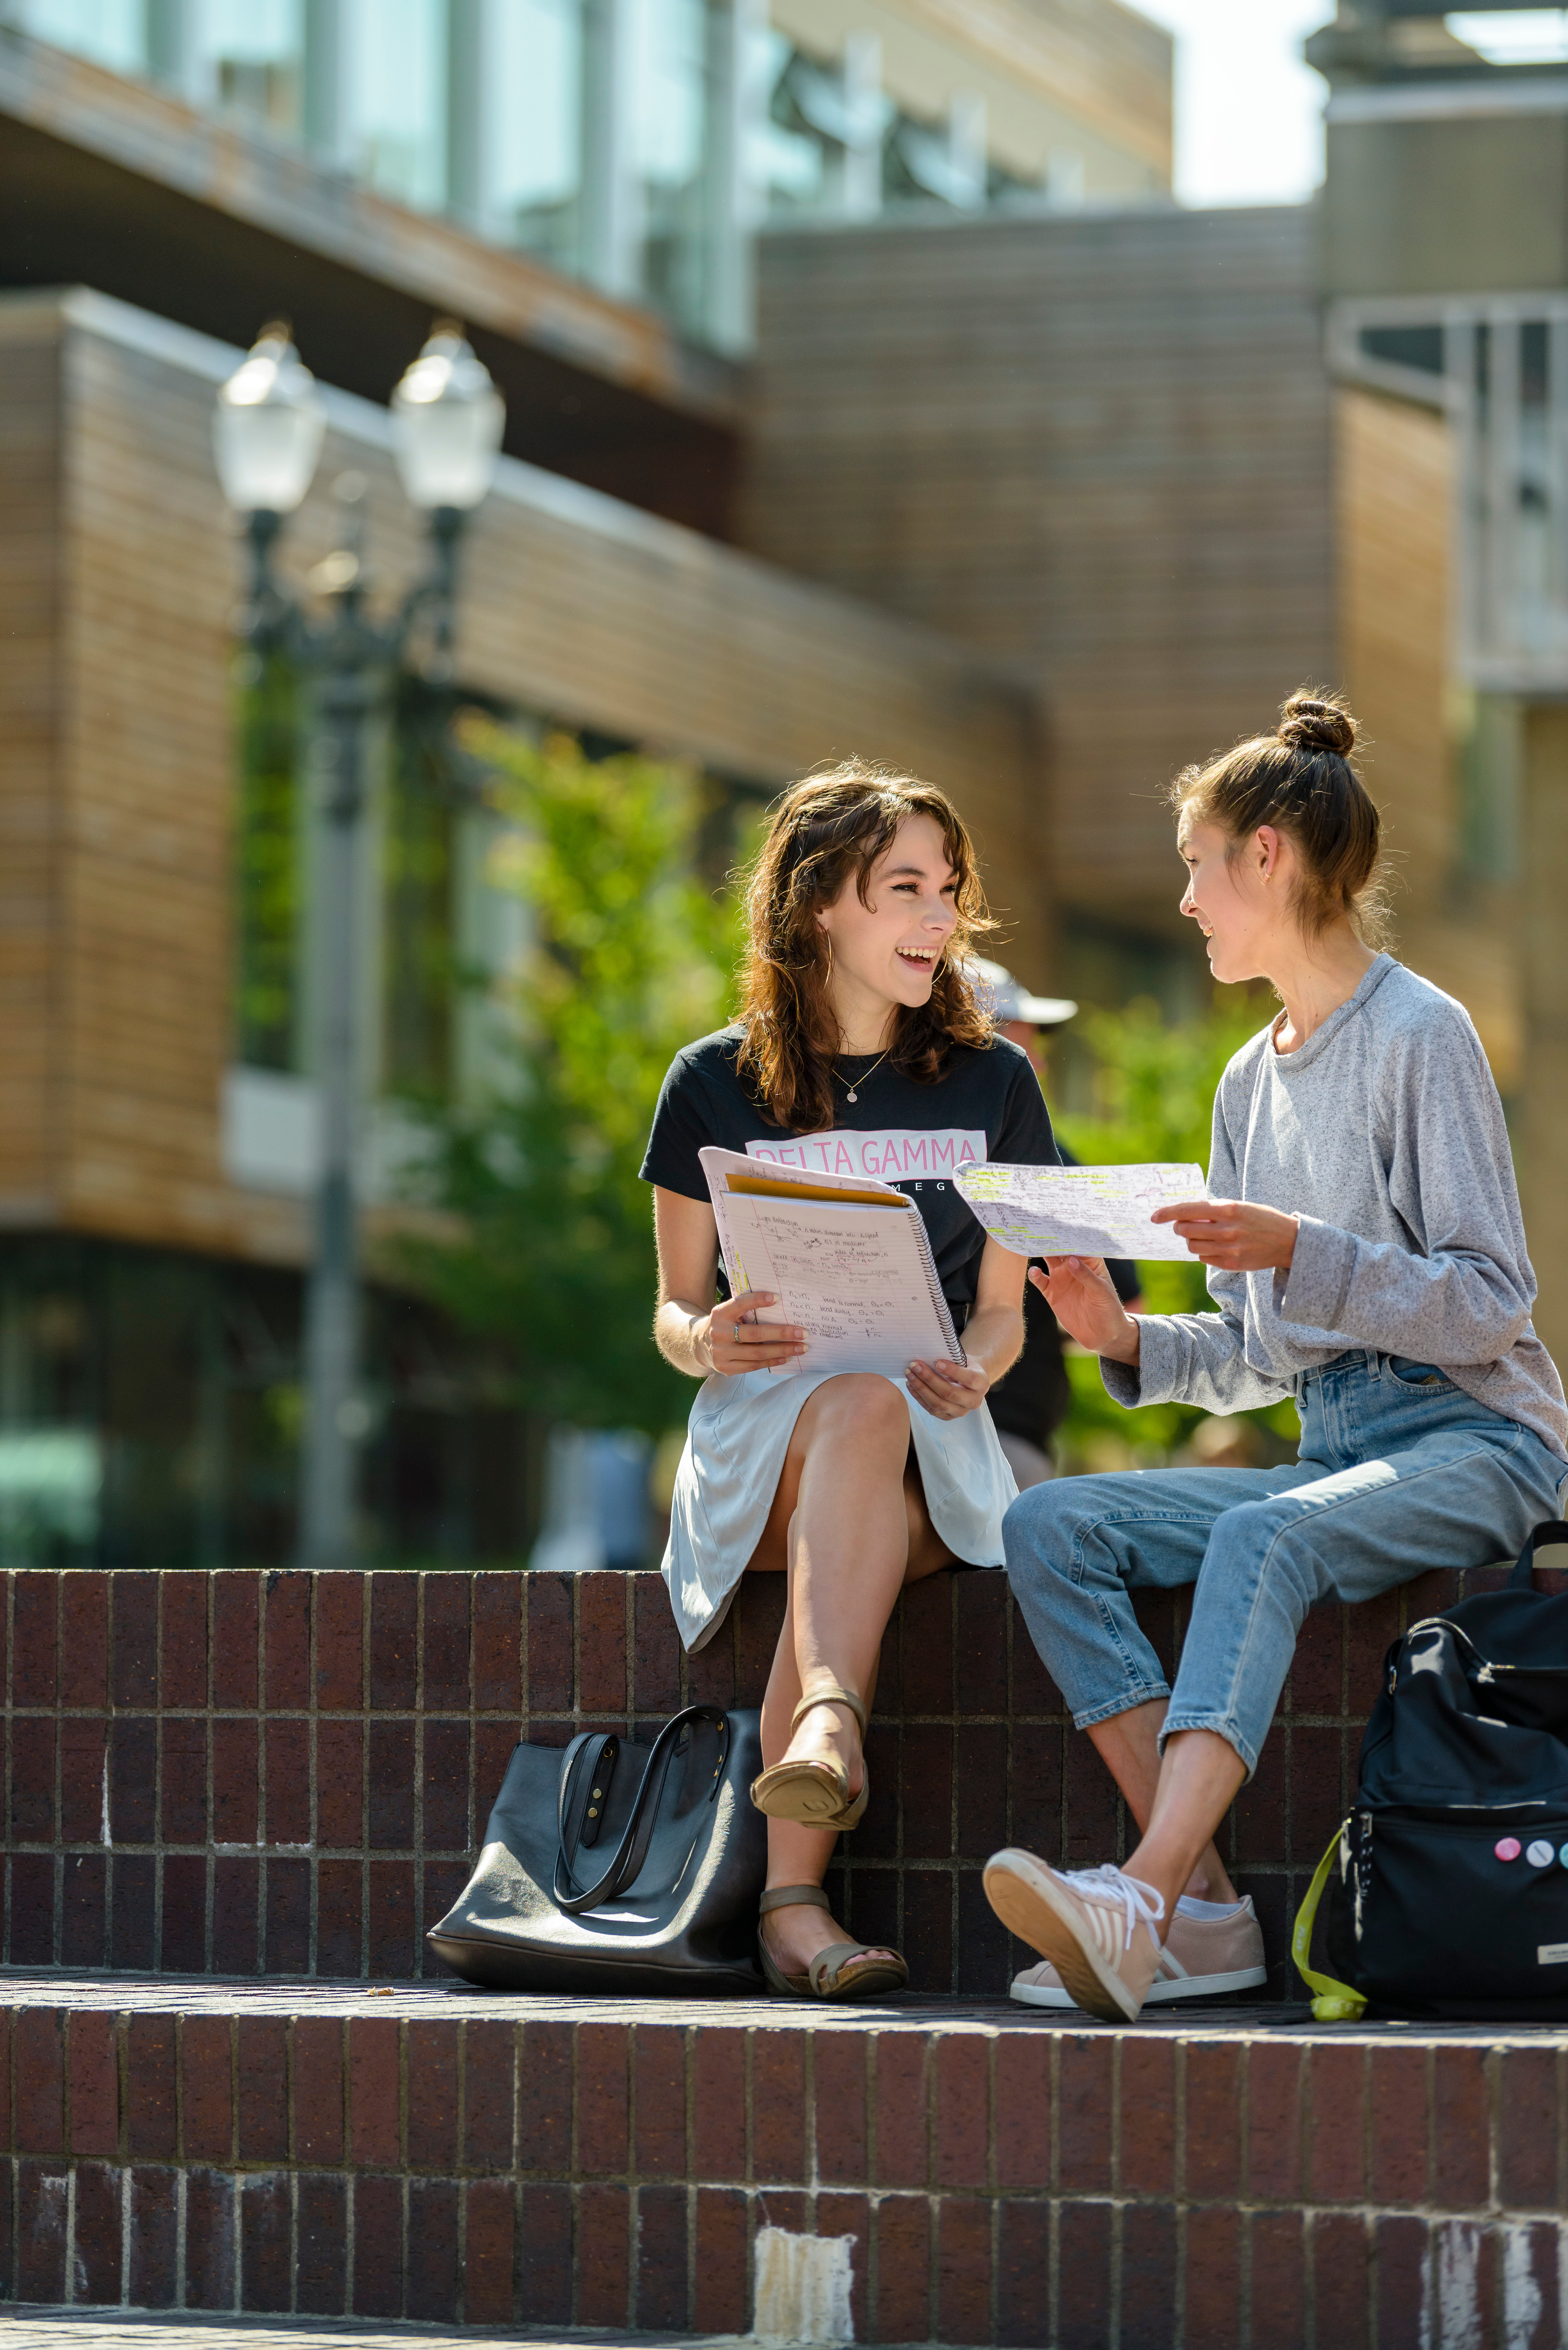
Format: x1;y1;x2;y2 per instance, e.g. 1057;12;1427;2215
970;960;1143;1489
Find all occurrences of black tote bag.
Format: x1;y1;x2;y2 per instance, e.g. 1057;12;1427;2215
427;1704;768;1995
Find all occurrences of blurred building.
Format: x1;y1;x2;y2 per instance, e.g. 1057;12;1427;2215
0;0;1162;1564
3;0;1562;1567
0;0;1167;367
1303;0;1568;1365
740;0;1568;1364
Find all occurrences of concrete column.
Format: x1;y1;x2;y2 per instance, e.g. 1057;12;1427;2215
1519;703;1568;1365
304;0;355;172
948;91;987;209
580;0;642;299
147;0;211;103
447;0;498;235
702;0;764;354
840;31;881;221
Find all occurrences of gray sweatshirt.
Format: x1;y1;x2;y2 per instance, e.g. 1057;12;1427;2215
1102;954;1568;1460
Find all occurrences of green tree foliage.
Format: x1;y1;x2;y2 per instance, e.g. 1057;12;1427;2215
399;726;742;1433
1051;989;1300;1464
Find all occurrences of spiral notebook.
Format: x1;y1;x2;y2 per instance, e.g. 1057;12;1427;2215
698;1146;964;1378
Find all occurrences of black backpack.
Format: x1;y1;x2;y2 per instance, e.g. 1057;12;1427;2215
1296;1521;1568;2020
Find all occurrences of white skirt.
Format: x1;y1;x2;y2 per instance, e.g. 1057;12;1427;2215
660;1365;1019;1652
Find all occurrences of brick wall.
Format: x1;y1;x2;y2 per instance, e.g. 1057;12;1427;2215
2;1561;1487;1995
0;1981;1561;2345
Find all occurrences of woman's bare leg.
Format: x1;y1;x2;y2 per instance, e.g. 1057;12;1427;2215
1120;1728;1247;1919
1085;1702;1240;1908
747;1374;953;1977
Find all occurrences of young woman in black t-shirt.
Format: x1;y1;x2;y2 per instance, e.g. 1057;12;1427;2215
642;764;1056;1999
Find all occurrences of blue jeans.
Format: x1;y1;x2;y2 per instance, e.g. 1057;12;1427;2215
1003;1351;1568;1778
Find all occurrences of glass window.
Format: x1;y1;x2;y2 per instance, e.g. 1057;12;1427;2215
1358;324;1445;379
383;688;459;1100
633;0;711;328
0;1236;536;1567
234;650;307;1074
760;34;890;222
492;0;585;272
349;0;448;213
0;1268;100;1566
761;30;830;214
19;0;146;73
200;0;305;140
233;662;512;1097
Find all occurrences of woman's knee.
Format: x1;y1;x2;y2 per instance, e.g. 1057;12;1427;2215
797;1373;908;1448
1204;1497;1329;1613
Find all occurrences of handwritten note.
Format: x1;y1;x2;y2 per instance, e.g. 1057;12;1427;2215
956;1162;1207;1262
725;1194;959;1378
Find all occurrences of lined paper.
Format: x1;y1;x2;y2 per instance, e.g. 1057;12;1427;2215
699;1146;961;1378
956;1161;1207;1262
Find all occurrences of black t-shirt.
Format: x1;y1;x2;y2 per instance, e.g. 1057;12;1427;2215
986;1143;1142;1445
989;1255;1144;1444
640;1025;1057;1317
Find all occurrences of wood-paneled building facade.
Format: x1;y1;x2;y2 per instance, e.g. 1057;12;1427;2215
4;3;1563;1567
0;281;1046;1565
739;200;1568;1364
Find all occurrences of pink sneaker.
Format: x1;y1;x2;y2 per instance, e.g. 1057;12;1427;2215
983;1849;1166;2022
1011;1893;1266;2009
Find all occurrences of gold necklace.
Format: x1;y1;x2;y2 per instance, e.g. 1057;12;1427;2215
834;1047;892;1105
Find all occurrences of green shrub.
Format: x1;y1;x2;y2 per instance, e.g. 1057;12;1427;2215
395;726;741;1434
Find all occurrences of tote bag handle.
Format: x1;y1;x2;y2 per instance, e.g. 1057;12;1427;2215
553;1705;731;1916
1509;1521;1568;1592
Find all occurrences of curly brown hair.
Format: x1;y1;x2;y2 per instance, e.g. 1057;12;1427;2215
733;761;995;1133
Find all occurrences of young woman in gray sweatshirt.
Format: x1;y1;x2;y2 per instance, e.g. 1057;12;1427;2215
985;691;1568;2024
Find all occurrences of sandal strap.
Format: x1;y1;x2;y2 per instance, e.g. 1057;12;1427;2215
759;1883;833;1917
808;1940;900;1994
789;1685;867;1738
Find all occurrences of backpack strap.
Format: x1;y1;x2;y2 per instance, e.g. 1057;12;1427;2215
1509;1521;1568;1591
1291;1819;1368;2022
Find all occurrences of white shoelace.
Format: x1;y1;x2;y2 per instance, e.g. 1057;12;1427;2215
1061;1863;1167;1960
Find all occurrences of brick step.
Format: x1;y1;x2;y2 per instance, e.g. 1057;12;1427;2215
8;2313;730;2350
2;1975;1563;2346
3;1561;1493;1995
0;2320;724;2350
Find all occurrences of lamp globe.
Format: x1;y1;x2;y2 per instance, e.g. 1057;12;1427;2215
213;324;327;516
390;323;505;511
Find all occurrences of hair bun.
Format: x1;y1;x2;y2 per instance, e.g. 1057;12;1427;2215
1278;691;1356;759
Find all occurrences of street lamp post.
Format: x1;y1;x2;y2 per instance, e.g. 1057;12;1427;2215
214;322;504;1568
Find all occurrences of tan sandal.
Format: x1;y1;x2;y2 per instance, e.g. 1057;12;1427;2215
749;1686;870;1831
757;1885;908;2001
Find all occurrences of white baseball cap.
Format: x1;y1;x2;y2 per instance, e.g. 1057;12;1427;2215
966;957;1078;1027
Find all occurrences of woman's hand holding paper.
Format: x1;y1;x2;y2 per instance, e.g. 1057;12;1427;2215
1029;1259;1142;1366
700;1292;808;1374
907;1354;992;1421
1151;1197;1299;1272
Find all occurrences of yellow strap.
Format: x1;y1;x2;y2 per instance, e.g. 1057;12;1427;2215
1291;1818;1368;2022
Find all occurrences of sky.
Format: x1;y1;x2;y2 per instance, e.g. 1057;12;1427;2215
1131;0;1333;208
1136;8;1568;207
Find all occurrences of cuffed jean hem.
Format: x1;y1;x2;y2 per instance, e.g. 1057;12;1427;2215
1070;1685;1172;1735
1159;1710;1258;1778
